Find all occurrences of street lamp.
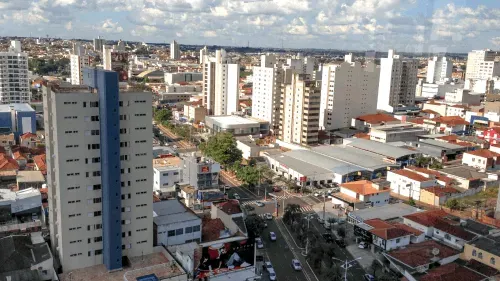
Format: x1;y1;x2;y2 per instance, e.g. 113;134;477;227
332;256;362;281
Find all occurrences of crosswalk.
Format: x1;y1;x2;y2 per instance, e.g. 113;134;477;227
240;200;314;213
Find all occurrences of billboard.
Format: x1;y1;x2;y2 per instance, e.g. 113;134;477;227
194;238;255;280
201;165;210;173
111;52;129;82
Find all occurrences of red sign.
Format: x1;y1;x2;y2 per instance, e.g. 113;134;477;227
299;176;307;182
201;166;210;173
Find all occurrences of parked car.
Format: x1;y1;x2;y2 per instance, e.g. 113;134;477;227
358;241;368;249
268;269;277;281
233;193;241;200
291;259;302;271
265;213;273;220
256;238;264;249
272;186;281;192
322;233;334;243
363;274;375;281
264;261;273;272
324;221;332;230
318;217;324;224
314;192;320;197
256;201;265;207
269;232;277;241
335;239;346;248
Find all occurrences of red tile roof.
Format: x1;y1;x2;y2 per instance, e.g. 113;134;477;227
0;153;19;171
364;218;393;229
423;186;460;197
404;210;476;241
19;132;37;140
406;167;455;185
419;262;485;281
390;222;424;236
33;154;46;174
390;169;432;182
432;116;469;125
407;117;425;125
370;227;411;240
437;135;459;141
387;240;459;268
421;109;440;115
353;132;370;139
202;217;226;242
215;200;242;215
465;149;500;158
340;180;390;196
356;113;399;124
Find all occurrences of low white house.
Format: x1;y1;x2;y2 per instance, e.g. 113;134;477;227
363;219;412;251
462;149;500;171
387;169;438;200
332;180;391;210
153;157;182;192
153;200;202;246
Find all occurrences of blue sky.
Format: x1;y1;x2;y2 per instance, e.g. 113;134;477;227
0;0;499;52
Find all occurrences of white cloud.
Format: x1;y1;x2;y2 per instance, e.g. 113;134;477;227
491;37;500;47
95;19;123;34
203;30;217;37
65;21;72;30
131;25;158;37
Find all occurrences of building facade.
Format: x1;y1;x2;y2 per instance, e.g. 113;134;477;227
320;55;380;130
279;74;320;145
44;69;153;272
170;40;180;60
93;37;105;52
465;50;500;80
70;54;91;85
427;56;452;83
377;49;418;112
0;41;30;104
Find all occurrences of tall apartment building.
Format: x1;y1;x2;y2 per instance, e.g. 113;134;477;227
427;56;452;83
199;46;208;64
70;54;91;85
279;74;320;146
202;49;239;115
319;54;380;130
93;36;105;52
252;54;284;131
377;49;418;112
44;68;153;272
285;54;316;76
465;50;500;80
72;42;85;56
0;41;30;104
170;40;180;60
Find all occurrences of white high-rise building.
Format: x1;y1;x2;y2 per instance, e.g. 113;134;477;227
426;56;452;83
465;50;500;80
279;74;320;146
251;54;283;130
284;54;316;76
202;49;240;115
44;68;153;272
170;40;180;60
320;54;380;130
377;49;419;112
72;42;85;56
199;46;208;64
0;40;30;103
93;36;105;52
70;54;90;85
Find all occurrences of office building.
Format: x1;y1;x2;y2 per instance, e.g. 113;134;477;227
251;54;284;131
319;54;380;130
377;49;419;112
170;40;180;60
102;46;129;82
199;46;208;64
93;36;105;52
465;50;500;80
182;154;220;190
0;41;30;104
44;68;153;272
70;54;91;85
426;56;452;83
279;73;320;146
202;49;240;115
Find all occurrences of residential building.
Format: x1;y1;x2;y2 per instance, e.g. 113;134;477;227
351;113;400;131
331;180;390;210
170;40;180;60
153;200;202;246
102;46;129;82
284;54;316;75
156;91;198;106
183;103;206;124
0;188;43;237
19;132;37;148
403;210;477;249
204;115;269;136
43;68;153;272
0;40;30;103
164;72;202;85
202;49;240;115
0;103;36;138
153;157;181;199
462;149;500;171
420;81;463;98
199;46;207;64
16;170;45;190
445;88;483;104
387;169;439;200
320;55;380;130
236;136;266;160
33;154;46;175
465;50;500;80
181;154;220;190
347;202;420;225
414;263;487;281
0;133;14;146
93;36;105;52
421;116;469;135
369;124;428;143
439;165;495;190
70;54;91;85
419;186;461;206
427;56;453;83
377;49;419;112
0;233;56;281
251;54;284;131
364;219;412;251
279;73;321;146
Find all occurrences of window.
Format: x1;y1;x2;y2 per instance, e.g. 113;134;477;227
90;101;99;107
120;128;127;134
135;166;146;169
120;155;129;161
91;116;99;121
88;143;100;150
94;236;102;242
91;130;100;135
491;257;496;265
135;113;146;116
135;140;146;143
168;230;175;237
176;228;183;235
120;114;127;120
70;240;82;244
193;225;201;232
185;226;193;233
395;238;400;243
135;100;146;103
137;240;147;244
478;252;483;259
94;249;102;255
135;127;146;130
444;234;451;240
68;200;81;204
70;253;82;257
135;153;147;156
92;171;101;177
136;191;147;195
136;216;147;220
67;186;80;190
92;157;101;163
120;141;129;147
136;204;147;207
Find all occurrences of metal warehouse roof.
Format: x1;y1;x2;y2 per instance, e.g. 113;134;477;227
312;146;399;171
344;138;418;159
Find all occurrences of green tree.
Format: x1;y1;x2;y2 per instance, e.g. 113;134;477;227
199;133;242;166
236;165;259;187
408;198;416;206
283;204;301;225
445;198;460;210
430;161;443;170
337;227;346;238
154;109;172;124
370;260;382;279
244;214;266;238
415;156;431;167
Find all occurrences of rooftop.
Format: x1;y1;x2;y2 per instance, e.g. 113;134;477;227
153;200;200;226
355;113;399;124
349;202;421;222
432;116;469;125
344;138;418;160
16;171;45;183
440;165;489;180
390;169;433;182
0;104;35;113
422;186;460;196
418;262;486;281
465;149;500;158
340;180;389;195
0;234;52;274
386;240;460;268
206;115;265;126
152;157;182;169
418;139;465;150
404;210;477;241
462;219;496;236
215;200;242;215
201;217;227;242
469;233;500;257
406;166;455;185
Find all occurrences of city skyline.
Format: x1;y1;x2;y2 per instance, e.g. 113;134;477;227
0;0;499;52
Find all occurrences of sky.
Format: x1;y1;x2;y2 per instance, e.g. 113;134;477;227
1;0;500;52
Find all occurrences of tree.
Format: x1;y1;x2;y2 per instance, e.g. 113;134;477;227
154;109;172;124
236;165;259;187
415;156;431;167
200;133;242;166
337;227;346;238
408;198;416;206
445;198;460;210
244;214;266;238
283;204;301;225
370;260;382;279
429;161;443;170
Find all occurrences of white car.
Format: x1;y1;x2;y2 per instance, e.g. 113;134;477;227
233;193;241;200
256;238;264;249
291;259;302;271
269;232;277;241
265;213;273;220
358;241;368;249
256;201;265;207
268;269;277;281
264;261;273;272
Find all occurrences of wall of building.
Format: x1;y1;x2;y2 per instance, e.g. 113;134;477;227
372;234;410;251
462;243;500;271
387;172;438;200
403;218;432;236
156;220;202;246
153;167;182;191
